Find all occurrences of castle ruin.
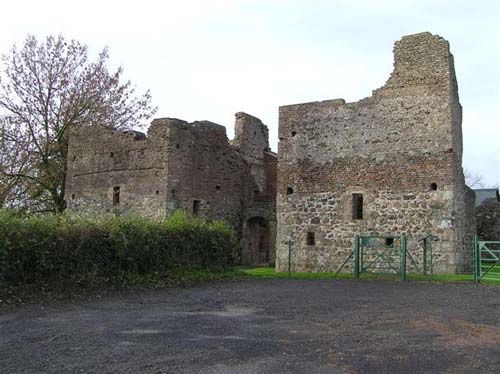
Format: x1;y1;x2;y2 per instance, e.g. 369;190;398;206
66;32;479;274
276;32;476;273
65;113;277;266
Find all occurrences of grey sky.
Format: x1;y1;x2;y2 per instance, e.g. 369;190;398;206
1;0;498;185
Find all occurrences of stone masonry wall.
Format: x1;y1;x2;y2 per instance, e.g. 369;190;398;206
161;117;255;228
66;125;168;218
66;112;278;266
276;32;474;273
231;113;278;265
232;112;270;194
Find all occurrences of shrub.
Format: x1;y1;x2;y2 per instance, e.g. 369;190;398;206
0;210;237;285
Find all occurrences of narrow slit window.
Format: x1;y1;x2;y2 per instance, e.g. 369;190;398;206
352;193;363;220
307;232;315;246
192;200;200;216
113;186;120;206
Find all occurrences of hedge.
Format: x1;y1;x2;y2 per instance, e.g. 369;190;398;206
0;210;238;284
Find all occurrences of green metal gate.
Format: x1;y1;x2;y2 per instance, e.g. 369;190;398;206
407;235;435;276
333;234;435;280
474;236;500;283
353;234;407;280
344;234;436;280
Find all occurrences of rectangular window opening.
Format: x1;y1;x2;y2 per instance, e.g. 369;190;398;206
307;232;315;246
192;200;200;216
113;186;120;206
352;193;363;220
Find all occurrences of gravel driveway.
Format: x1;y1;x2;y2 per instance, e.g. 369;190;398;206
1;279;499;373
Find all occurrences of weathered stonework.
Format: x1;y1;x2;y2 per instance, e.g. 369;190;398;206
66;113;277;265
276;32;475;274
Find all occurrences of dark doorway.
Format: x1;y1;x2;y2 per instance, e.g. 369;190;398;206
245;217;270;265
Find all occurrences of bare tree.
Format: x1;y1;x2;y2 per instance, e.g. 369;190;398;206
464;169;485;188
0;35;156;213
464;169;485;189
464;169;500;190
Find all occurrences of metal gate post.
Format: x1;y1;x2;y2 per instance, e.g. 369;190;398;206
430;236;434;277
288;239;292;278
400;234;407;281
473;235;479;283
422;237;427;275
354;235;360;279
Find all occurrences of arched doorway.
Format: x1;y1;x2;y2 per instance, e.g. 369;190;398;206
243;217;270;265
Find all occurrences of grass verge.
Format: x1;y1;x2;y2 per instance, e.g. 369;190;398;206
234;266;482;283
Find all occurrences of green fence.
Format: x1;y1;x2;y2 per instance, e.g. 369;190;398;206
474;236;500;283
349;234;434;280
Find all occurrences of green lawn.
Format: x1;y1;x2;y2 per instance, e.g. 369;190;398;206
233;266;478;283
150;265;498;286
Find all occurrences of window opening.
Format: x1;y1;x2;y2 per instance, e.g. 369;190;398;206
193;200;200;216
307;232;315;246
352;193;363;220
113;186;120;206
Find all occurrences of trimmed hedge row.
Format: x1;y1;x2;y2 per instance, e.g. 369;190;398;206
0;210;237;284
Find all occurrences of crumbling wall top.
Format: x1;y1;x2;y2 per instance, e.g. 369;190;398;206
374;32;455;96
232;112;270;162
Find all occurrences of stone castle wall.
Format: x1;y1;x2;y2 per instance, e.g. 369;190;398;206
66;113;277;266
276;33;474;273
66;125;168;218
158;118;253;227
66;31;477;271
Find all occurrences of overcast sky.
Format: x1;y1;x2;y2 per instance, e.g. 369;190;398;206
0;0;498;186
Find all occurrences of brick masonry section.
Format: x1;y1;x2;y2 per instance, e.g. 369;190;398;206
276;32;476;274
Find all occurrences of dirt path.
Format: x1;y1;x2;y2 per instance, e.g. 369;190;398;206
1;279;499;373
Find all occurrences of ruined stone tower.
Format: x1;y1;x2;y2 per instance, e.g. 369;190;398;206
65;113;277;265
276;32;475;273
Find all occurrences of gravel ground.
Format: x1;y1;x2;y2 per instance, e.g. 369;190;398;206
1;279;499;374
